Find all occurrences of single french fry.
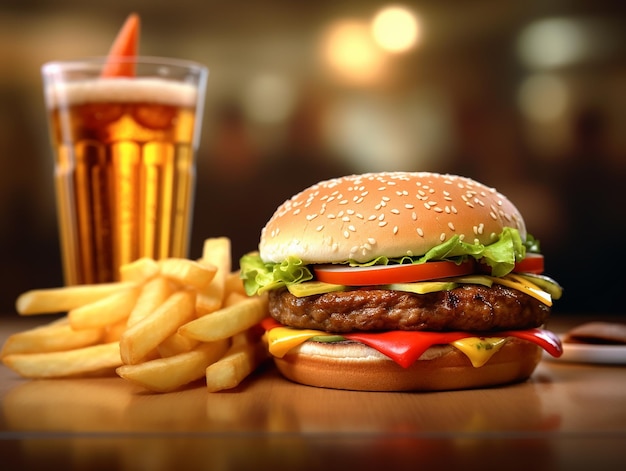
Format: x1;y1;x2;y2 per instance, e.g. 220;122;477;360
126;276;174;327
16;282;135;315
205;337;267;392
120;290;196;365
1;321;102;357
196;238;231;315
157;332;199;358
120;257;159;283
69;286;140;330
117;340;229;393
178;295;268;342
159;258;217;290
3;342;121;378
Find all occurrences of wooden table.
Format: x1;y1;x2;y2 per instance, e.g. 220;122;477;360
1;315;624;470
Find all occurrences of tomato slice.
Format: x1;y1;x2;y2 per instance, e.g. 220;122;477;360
314;259;475;286
514;253;544;274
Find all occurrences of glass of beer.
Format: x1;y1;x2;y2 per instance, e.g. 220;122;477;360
42;57;208;285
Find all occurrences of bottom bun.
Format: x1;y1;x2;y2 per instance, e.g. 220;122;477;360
273;338;542;392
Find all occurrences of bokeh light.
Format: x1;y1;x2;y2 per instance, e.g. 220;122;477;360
371;5;420;53
319;19;386;86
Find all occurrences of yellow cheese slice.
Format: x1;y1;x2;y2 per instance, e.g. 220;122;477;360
265;327;322;358
451;337;507;367
490;275;552;306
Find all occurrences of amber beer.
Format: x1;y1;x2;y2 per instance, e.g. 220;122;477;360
42;58;207;285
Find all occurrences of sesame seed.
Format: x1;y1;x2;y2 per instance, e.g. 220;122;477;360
368;237;376;245
440;233;446;241
368;215;377;221
378;221;388;227
343;230;350;238
316;225;324;231
424;202;432;210
448;222;455;231
342;216;350;222
348;225;356;232
417;228;424;237
490;211;498;220
405;203;414;209
306;213;318;221
391;208;400;215
412;212;417;221
393;226;399;234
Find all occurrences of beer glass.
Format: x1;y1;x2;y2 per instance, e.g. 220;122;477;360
42;57;208;285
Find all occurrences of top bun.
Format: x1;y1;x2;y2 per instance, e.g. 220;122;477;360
259;172;526;264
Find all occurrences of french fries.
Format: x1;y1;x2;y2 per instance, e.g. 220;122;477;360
16;281;135;315
69;285;140;330
1;321;102;356
120;290;196;365
196;237;231;315
1;237;270;392
178;296;268;342
2;342;122;378
205;333;268;392
117;340;229;393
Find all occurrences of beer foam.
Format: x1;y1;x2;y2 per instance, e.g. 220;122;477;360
46;77;198;108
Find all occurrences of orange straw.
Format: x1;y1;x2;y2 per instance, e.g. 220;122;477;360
101;13;141;77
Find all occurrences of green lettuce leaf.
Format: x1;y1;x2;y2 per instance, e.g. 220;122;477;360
240;227;532;295
240;254;313;296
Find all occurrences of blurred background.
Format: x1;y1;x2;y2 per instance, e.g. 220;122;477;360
0;0;624;315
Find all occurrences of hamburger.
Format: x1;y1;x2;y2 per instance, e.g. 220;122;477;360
241;172;563;391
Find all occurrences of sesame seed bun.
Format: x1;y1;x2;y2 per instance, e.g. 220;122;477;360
273;338;543;392
259;172;526;264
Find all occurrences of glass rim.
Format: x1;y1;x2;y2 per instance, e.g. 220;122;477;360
42;56;208;76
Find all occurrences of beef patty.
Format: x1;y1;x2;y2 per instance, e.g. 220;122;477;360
268;284;550;333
